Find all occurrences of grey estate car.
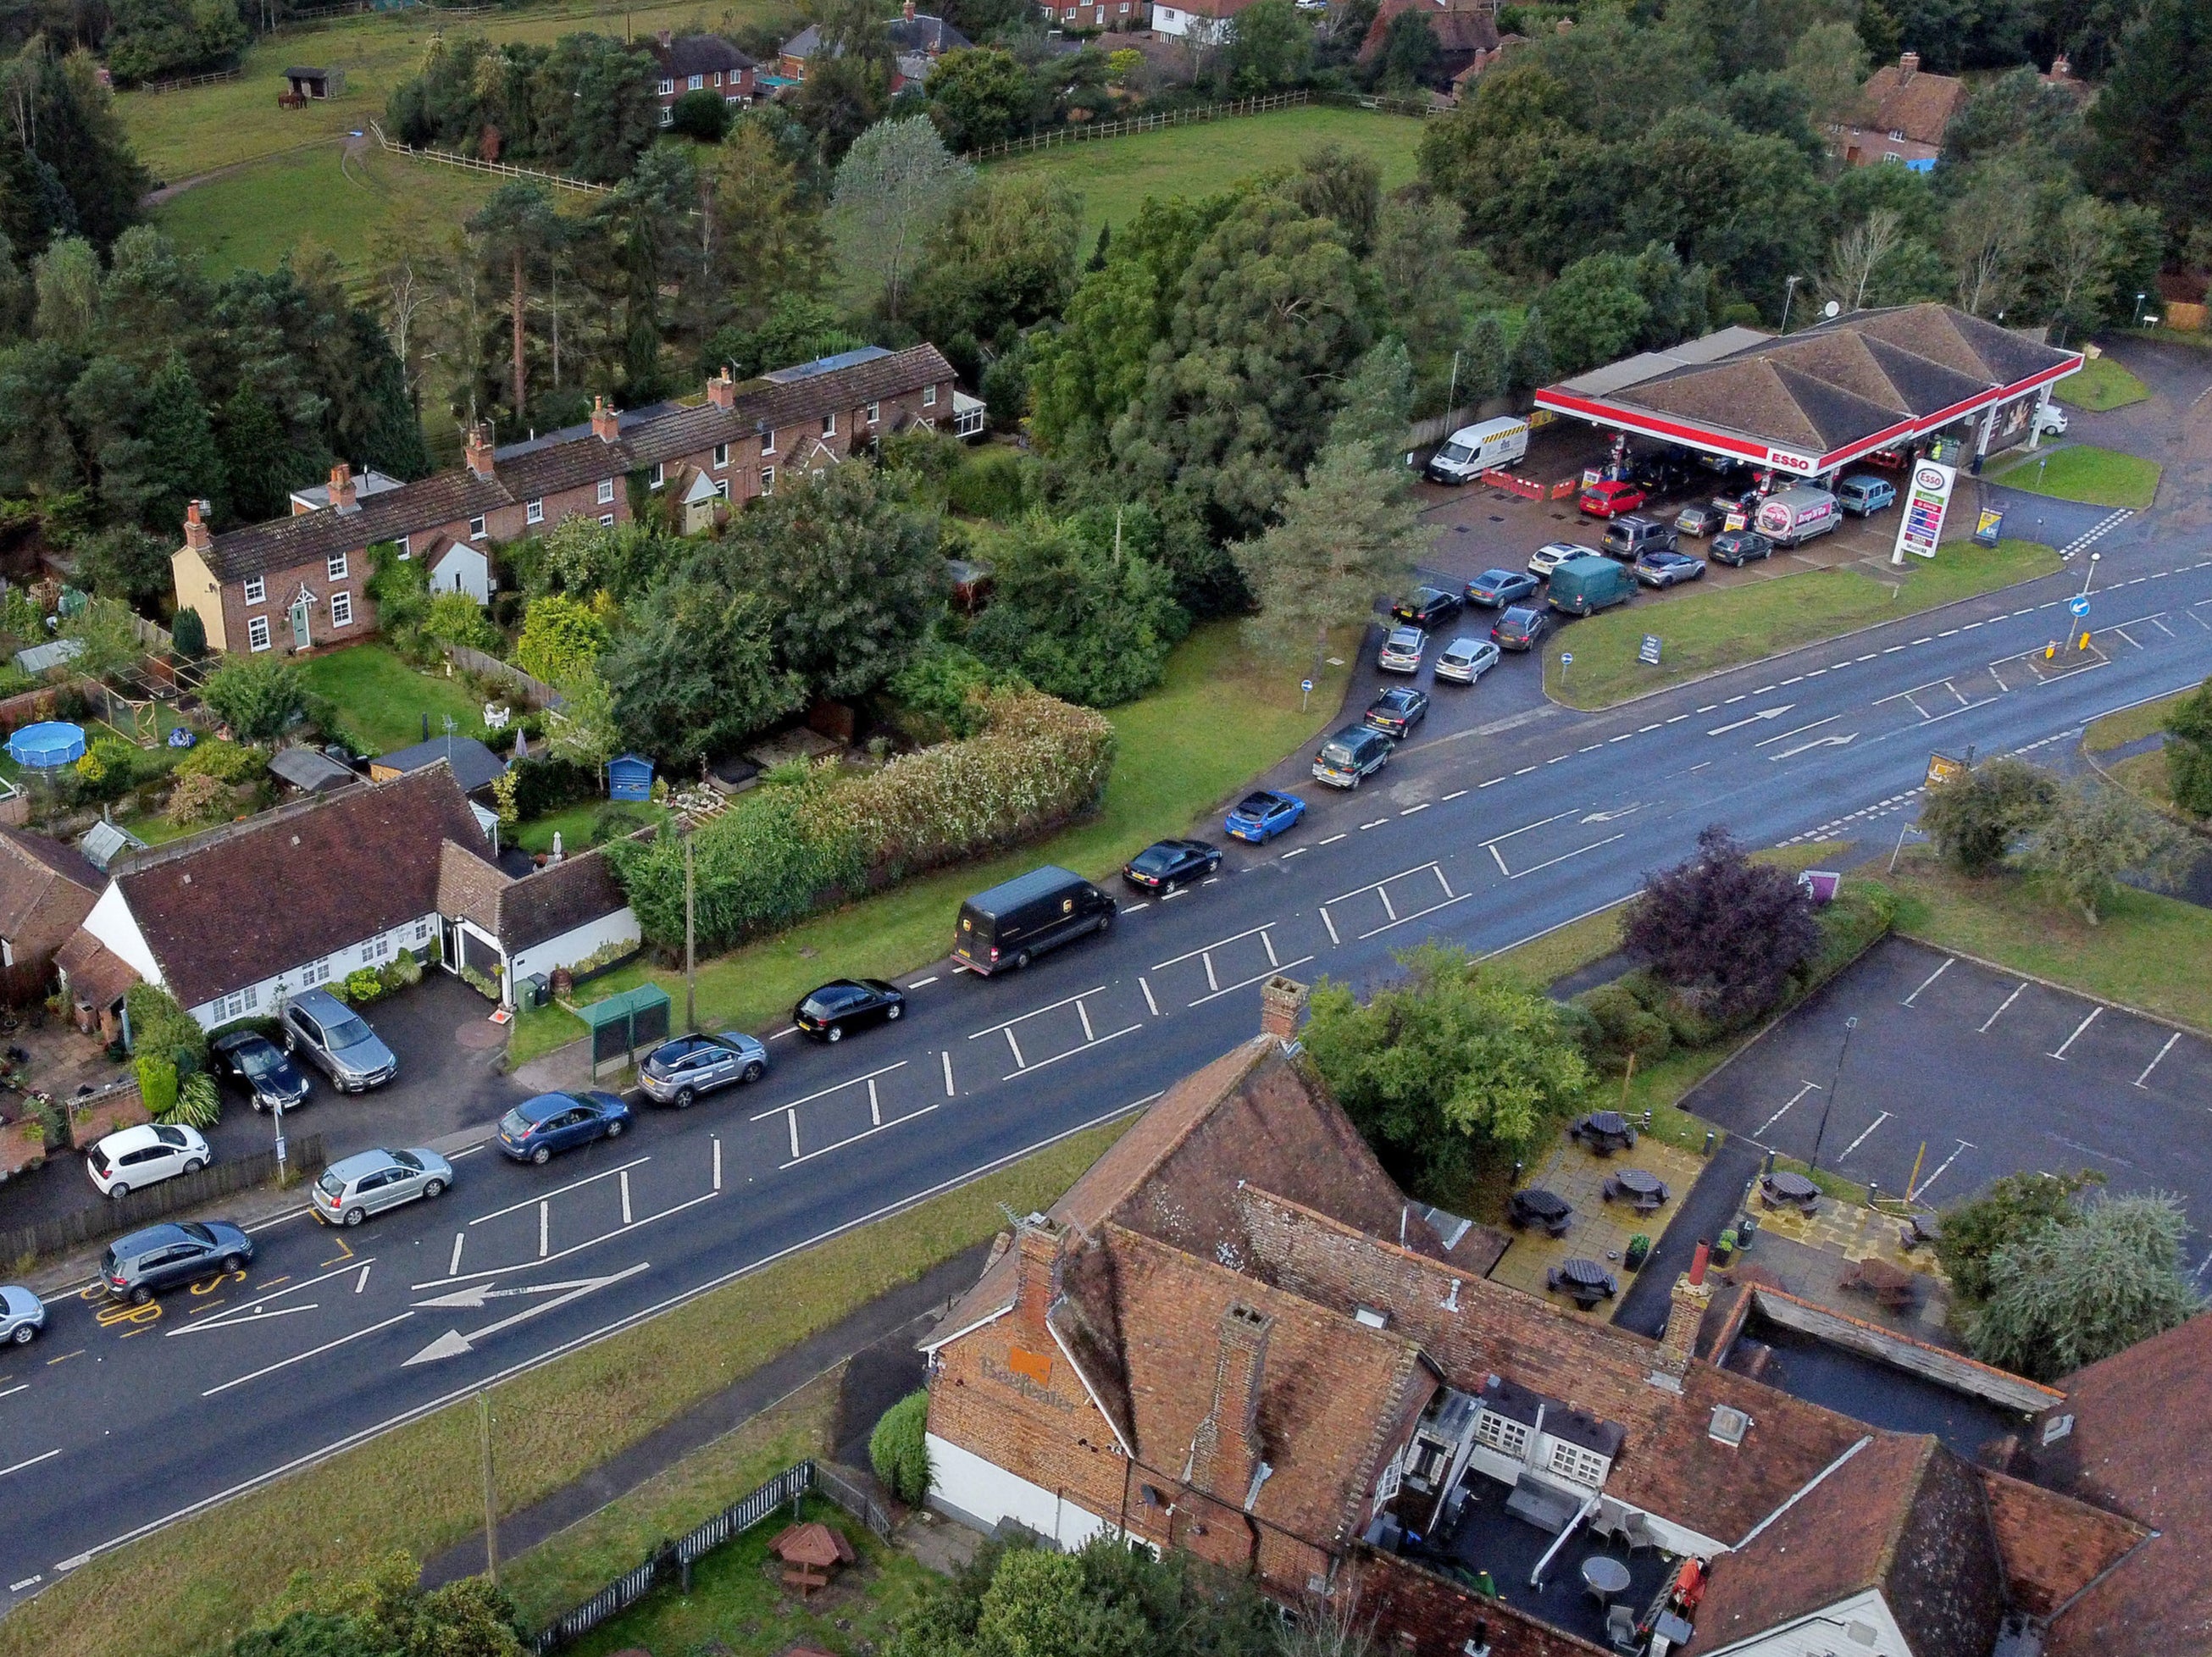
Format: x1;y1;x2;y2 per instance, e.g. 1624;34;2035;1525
103;1220;252;1304
280;987;396;1091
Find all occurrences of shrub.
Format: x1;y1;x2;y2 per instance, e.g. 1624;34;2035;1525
165;770;232;827
74;736;139;801
514;594;611;686
1918;756;2057;873
1938;1169;2105;1305
422;590;502;651
668;86;734;140
136;1055;179;1121
177;738;266;784
2168;675;2212;816
126;981;208;1071
504;756;598;821
1621;825;1821;1026
383;950;424;990
170;607;206;661
870;1389;931;1505
1570;980;1673;1073
201;656;307;743
341;968;385;1004
167;1072;220;1130
1966;1192;2201;1380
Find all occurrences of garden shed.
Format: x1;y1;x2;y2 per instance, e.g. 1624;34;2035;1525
607;754;655;801
282;66;344;99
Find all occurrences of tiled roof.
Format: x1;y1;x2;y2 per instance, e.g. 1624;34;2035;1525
201;470;508;584
0;828;103;938
111;766;490;1008
496;849;629;953
651;34;755;75
56;928;138;1006
782;16;969;58
374;735;507;795
1855;61;1968;146
436;840;508;936
1361;0;1501;58
1973;1466;2148;1620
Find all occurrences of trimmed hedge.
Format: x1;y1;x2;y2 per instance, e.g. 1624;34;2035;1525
869;1389;931;1505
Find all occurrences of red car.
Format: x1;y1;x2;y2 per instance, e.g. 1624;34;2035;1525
1578;479;1647;518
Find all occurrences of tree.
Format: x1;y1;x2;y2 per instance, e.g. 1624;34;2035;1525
170;605;206;660
966;507;1189;706
702;120;834;340
1542;252;1651;377
136;350;226;532
870;1388;931;1505
546;665;620;778
2165;675;2212;817
1918;756;2057;873
667;87;733;141
1508;305;1551;391
1782;19;1868;126
1945;163;2037;317
831;117;974;319
513;593;610;684
1938;1168;2105;1304
1968;1192;2201;1381
1303;943;1594;1201
199;654;307;743
2024;779;2194;923
1372;9;1442;91
60;595;146;683
1460;312;1509;404
1224;0;1312;93
1369;194;1469;374
1822;208;1905;315
927;47;1033;152
605;581;805;765
907;172;1083;374
1621;824;1821;1025
2087;0;2212;237
468;184;561;420
76;524;171;607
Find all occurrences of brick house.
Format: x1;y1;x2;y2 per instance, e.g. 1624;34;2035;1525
1828;52;1967;170
779;2;971;89
647;30;756;125
0;828;103;1004
1034;0;1148;33
924;980;2181;1657
1148;0;1258;43
1357;0;1502;91
171;343;960;657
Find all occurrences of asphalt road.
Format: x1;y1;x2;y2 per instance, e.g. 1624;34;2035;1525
2;513;2208;1606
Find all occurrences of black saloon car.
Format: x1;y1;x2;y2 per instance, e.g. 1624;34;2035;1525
1363;685;1430;738
1389;586;1465;629
1490;606;1551;651
1710;529;1775;567
1122;839;1222;891
793;978;906;1044
211;1028;309;1112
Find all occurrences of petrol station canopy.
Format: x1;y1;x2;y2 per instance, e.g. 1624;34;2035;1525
1535;302;2082;481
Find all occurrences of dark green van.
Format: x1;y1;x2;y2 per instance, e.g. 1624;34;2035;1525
1546;554;1637;616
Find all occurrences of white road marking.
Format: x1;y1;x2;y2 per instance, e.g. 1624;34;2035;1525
2136;1032;2182;1089
0;1384;26;1400
712;1136;722;1191
620;1171;634;1226
1322;908;1340;945
1708;705;1794;735
1514;765;1538;776
1769;732;1858;761
354;1265;371;1294
1903;957;1954;1007
1281;845;1307;857
1445;788;1470;799
539;1201;550;1259
1361;817;1389;829
1004;1028;1024;1070
906;975;938;989
413;1193;718;1289
768;1027;797;1039
470;1159;649;1227
0;1449;61;1479
448;1233;464;1277
1838;1111;1892;1161
2049;1007;2101;1060
1501;834;1625;880
1911;1140;1975;1202
1401;802;1431;816
942;1050;956;1096
1139;978;1159;1017
1755;714;1843;746
206;1312;419;1397
1756;1081;1821;1138
1078;1000;1096;1043
8;1574;40;1592
1978;984;2027;1032
1695;705;1719;713
167;1261;372;1336
1320;832;1348;844
788;1113;801;1159
1190;956;1319;1006
404;1264;650;1368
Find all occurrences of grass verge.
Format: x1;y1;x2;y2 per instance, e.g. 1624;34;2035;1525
512;620;1353;1067
2055;357;2151;411
294;644;489;754
2084;686;2193;751
1876;849;2212;1034
1542;539;2061;711
0;1117;1129;1657
1984;444;2162;508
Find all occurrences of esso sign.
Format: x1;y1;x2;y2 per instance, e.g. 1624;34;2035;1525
1767;452;1816;474
1915;465;1948;491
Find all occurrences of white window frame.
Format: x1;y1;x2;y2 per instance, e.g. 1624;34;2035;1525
598;513;615;527
1476;1410;1530;1460
760;467;775;495
650;462;664;490
395;535;411;559
526;498;544;525
823;411;837;437
327;551;348;581
712;442;729;469
762;428;777;456
330;591;354;629
866;402;879;425
1547;1440;1609;1488
469;515;487;540
659;77;675;95
243;575;266;607
596;478;616;505
688;72;703;90
247;615;272;652
415;919;430;942
658;106;674;127
923;383;937;407
714;479;729;501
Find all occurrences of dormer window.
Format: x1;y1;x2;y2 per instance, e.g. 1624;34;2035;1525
1547;1439;1608;1487
1475;1410;1529;1458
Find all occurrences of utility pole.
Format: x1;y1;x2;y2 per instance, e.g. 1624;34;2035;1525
1807;1016;1858;1174
480;1390;498;1584
682;819;697;1034
1780;274;1802;335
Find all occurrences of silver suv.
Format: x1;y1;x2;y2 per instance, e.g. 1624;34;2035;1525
281;987;397;1092
638;1032;768;1108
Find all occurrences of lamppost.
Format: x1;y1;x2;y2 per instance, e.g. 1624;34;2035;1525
2080;549;2101;601
680;816;697;1034
1780;275;1802;335
1807;1016;1859;1174
2133;291;2151;327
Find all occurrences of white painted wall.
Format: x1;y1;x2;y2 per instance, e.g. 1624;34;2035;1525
1692;1588;1905;1657
1150;3;1234;38
506;906;640;999
429;542;491;604
81;883;163;985
187;912;440;1029
926;1433;1114;1549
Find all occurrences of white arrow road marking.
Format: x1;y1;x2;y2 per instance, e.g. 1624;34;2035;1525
1707;705;1793;735
1755;713;1843;746
203;1311;419;1398
414;1272;641;1311
405;1261;651;1366
1768;732;1859;761
166;1259;371;1335
1578;802;1645;824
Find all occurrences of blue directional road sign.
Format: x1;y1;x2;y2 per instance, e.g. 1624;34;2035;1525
1300;678;1313;693
2069;596;2091;618
1561;651;1574;667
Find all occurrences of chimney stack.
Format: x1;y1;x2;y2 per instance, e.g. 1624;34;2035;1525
182;499;211;552
1189;1303;1272;1506
1899;50;1920;78
1260;975;1309;1045
707;370;737;411
1012;1214;1060;1332
463;424;496;480
2048;53;2071;79
592;396;621;444
327;462;358;514
657;26;672;46
1656;1244;1714;1379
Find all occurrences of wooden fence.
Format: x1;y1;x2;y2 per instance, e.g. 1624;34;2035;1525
0;1134;324;1265
529;1459;894;1653
965;90;1312;162
442;644;566;710
134;68;241;95
370;120;611;195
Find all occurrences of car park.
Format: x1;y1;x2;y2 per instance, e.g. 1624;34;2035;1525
1121;839;1222;893
1634;547;1708;587
1710;529;1775;566
638;1031;768;1106
1364;685;1429;739
86;1123;210;1200
496;1091;635;1163
955;867;1116;974
1491;606;1553;651
1673;501;1726;537
1390;586;1464;629
1224;790;1306;844
1577;479;1646;518
1466;568;1539;608
211;1028;310;1113
280;987;396;1092
103;1220;251;1304
1835;475;1896;516
1433;636;1501;684
1311;724;1393;790
1527;541;1596;579
312;1147;453;1227
1602;514;1677;560
794;978;907;1042
0;1285;43;1344
1378;626;1427;673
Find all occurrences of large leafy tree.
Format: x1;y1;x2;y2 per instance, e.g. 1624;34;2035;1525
2165;675;2212;817
966;506;1189;707
1222;0;1311;93
604;580;803;766
926;47;1034;152
907;172;1082;377
1917;756;2057;873
1621;824;1821;1025
200;656;307;743
2087;0;2212;237
0;42;148;258
1968;1193;2201;1381
1938;1168;2105;1304
2024;779;2194;923
468;184;563;420
831;117;974;319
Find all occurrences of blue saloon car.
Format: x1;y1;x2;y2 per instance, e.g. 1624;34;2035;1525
496;1090;635;1165
1224;789;1306;844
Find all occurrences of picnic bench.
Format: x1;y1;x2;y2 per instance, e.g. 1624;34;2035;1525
1842;1255;1920;1312
770;1521;856;1599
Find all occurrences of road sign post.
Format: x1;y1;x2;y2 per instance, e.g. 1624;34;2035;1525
2069;595;2091;618
1560;650;1572;687
1300;677;1313;712
1637;635;1662;667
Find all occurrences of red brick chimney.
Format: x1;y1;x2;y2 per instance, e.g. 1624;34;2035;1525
1012;1215;1061;1333
463;424;496;480
1899;51;1920;78
1656;1242;1713;1380
1260;975;1308;1044
706;370;737;411
1189;1304;1272;1506
182;499;211;553
591;396;620;443
327;462;358;513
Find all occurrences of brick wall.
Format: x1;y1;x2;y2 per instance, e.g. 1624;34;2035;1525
1350;1549;1610;1657
223;551;373;656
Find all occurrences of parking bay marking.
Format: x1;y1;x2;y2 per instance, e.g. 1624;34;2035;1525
1755;1081;1822;1138
469;1158;649;1227
1482;809;1627;881
2136;1032;2182;1090
1902;957;1954;1007
2049;1007;2101;1060
204;1311;420;1398
1979;983;2027;1032
1323;862;1467;941
166;1260;373;1337
1838;1111;1892;1162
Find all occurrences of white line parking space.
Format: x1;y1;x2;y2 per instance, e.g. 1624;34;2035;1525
966;986;1143;1078
1322;862;1467;941
1151;925;1315;1008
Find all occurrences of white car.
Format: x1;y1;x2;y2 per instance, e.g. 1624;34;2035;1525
0;1285;43;1344
2034;403;2067;436
1434;637;1501;684
1527;541;1597;579
86;1122;211;1200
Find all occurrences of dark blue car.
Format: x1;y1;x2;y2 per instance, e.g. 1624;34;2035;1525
1466;568;1540;608
496;1090;635;1165
1224;789;1306;844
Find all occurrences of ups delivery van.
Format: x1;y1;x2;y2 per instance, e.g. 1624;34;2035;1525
954;866;1115;975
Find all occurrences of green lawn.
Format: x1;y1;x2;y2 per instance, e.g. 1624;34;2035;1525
992;106;1426;242
294;644;489;755
513;797;669;856
2083;683;2199;752
1543;538;2063;710
514;620;1354;1065
1985;444;2163;508
1878;851;2212;1034
2055;356;2151;412
0;1117;1128;1657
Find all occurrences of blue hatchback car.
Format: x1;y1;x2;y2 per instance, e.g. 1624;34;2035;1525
1466;568;1540;608
496;1090;635;1165
1224;789;1306;844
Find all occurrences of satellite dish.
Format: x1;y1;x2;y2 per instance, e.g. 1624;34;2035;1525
1823;301;1842;319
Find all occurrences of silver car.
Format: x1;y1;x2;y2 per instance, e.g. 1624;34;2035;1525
637;1031;768;1108
312;1147;453;1228
0;1285;44;1345
1378;626;1427;673
1433;637;1501;684
281;987;397;1091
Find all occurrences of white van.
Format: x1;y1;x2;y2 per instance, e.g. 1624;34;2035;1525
1754;485;1842;547
1425;418;1530;485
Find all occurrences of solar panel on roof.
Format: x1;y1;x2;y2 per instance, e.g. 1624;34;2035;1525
762;346;892;384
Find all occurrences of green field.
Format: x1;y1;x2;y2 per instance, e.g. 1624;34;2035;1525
2055;356;2151;412
293;643;490;753
1542;538;2063;710
1985;444;2163;508
992;106;1427;241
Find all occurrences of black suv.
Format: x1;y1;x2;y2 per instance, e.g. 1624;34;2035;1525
103;1220;252;1304
1390;586;1465;629
1602;515;1677;561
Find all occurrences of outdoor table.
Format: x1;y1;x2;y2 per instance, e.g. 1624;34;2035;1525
1582;1555;1633;1603
1512;1189;1574;1235
1576;1111;1638;1155
1557;1258;1618;1304
1762;1171;1821;1211
1616;1168;1666;1201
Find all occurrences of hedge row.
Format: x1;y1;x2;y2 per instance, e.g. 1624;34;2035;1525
607;690;1116;954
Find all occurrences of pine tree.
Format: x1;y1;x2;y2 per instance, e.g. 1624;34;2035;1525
1509;306;1552;391
219;384;293;525
137;352;226;534
1086;222;1111;272
1462;312;1510;403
